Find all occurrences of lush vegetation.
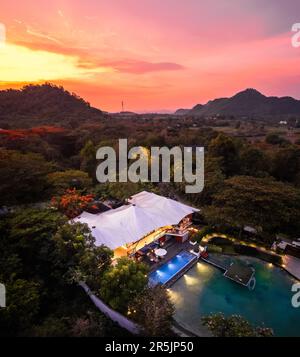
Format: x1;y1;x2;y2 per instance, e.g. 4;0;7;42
1;83;300;337
202;313;274;337
0;208;119;336
99;258;149;313
129;285;175;336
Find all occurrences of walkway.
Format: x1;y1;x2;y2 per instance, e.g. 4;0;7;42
283;255;300;280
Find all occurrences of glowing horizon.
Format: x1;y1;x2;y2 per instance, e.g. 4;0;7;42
1;0;300;112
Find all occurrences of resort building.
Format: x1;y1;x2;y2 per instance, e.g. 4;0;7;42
73;191;200;262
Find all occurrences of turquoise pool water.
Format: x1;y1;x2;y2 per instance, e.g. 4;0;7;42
169;254;300;337
149;251;195;285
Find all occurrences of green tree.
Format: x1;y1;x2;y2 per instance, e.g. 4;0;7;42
6;209;65;278
129;285;174;336
0;149;55;205
202;313;274;337
266;133;290;146
53;222;113;288
80;140;97;181
99;257;149;313
93;182;158;201
48;170;92;195
208;134;240;176
198;156;225;205
0;206;120;337
271;146;300;183
204;176;300;237
240;146;269;177
0;279;41;336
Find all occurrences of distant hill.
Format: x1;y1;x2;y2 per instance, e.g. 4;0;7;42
0;83;104;128
174;108;191;116
188;89;300;117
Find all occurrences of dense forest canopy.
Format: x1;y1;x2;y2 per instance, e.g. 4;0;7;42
1;83;300;337
0;84;104;128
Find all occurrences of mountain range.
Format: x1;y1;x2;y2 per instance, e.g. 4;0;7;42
175;89;300;117
1;85;300;130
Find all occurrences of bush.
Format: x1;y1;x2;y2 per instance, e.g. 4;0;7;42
202;313;274;337
234;244;282;265
266;133;290;146
191;226;215;243
207;244;223;253
48;170;92;195
210;237;233;246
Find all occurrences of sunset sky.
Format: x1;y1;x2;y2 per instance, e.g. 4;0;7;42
1;0;300;112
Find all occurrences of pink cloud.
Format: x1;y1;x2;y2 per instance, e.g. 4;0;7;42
100;60;185;74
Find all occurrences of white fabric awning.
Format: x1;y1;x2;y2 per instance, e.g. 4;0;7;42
72;191;199;250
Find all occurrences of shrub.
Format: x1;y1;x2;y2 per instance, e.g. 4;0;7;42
207;244;223;253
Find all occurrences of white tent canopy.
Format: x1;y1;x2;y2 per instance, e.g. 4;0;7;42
72;191;199;250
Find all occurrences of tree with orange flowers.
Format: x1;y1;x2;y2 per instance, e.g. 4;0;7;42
51;188;94;218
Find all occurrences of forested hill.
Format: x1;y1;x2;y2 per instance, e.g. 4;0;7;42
0;83;104;128
187;88;300;117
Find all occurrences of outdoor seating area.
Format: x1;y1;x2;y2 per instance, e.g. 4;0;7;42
134;239;168;264
139;239;194;272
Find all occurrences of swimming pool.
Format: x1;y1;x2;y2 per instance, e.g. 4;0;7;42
149;251;196;286
169;254;300;337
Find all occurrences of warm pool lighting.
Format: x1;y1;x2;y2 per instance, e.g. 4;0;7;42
184;274;198;286
148;251;195;285
197;262;210;273
268;263;273;268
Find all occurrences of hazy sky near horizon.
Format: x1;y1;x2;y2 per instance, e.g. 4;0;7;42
1;0;300;112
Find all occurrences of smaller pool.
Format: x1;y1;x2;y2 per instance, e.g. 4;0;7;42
149;251;196;286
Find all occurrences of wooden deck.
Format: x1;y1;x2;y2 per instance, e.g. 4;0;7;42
144;239;193;272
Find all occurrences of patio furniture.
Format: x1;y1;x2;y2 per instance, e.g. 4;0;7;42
190;240;198;246
149;252;159;263
135;251;145;262
154;248;167;258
